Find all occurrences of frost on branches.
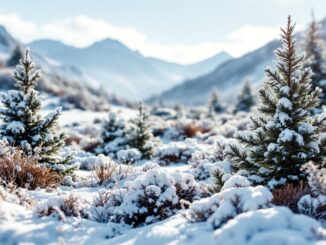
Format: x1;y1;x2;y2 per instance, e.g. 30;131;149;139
298;162;326;221
226;16;326;187
0;49;68;167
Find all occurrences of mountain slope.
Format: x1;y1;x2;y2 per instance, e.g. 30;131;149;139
0;26;132;111
29;39;231;100
150;18;326;106
149;40;279;105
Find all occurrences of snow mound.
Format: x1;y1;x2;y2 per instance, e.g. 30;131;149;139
189;184;272;229
214;207;326;245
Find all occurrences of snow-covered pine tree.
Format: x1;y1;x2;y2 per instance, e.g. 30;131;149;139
129;102;154;159
0;49;68;167
233;81;255;113
226;16;326;188
6;44;24;67
302;12;326;107
98;111;128;156
208;89;224;117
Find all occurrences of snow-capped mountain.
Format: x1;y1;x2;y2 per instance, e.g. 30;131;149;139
29;39;231;100
0;26;132;111
149;18;326;106
149;40;280;105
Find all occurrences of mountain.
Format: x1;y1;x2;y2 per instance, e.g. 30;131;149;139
149;18;326;106
149;40;279;105
29;39;231;101
0;26;132;111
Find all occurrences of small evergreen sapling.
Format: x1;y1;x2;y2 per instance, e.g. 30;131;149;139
129;102;155;159
302;13;326;107
98;112;128;156
208;89;224;116
234;81;255;113
6;44;24;67
226;16;326;188
0;49;68;168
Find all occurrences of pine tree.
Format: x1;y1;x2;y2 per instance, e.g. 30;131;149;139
129;102;154;159
226;16;326;188
0;49;67;167
98;112;128;156
302;12;326;107
208;89;224;116
233;81;255;113
6;44;24;67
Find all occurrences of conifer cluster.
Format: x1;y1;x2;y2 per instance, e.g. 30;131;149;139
226;16;326;188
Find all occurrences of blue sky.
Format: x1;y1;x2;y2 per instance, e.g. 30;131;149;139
1;0;326;63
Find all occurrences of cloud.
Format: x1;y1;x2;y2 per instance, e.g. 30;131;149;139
0;13;281;64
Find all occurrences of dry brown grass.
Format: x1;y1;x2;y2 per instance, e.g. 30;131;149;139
272;181;310;213
0;151;63;190
93;160;133;185
183;123;210;138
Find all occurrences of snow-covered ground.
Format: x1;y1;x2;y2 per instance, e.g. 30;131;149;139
1;107;326;245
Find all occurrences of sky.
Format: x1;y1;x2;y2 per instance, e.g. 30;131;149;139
0;0;326;64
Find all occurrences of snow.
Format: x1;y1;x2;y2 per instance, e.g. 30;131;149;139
6;121;25;134
214;207;326;245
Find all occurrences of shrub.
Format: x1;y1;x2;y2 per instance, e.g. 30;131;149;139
172;172;208;208
90;189;124;223
272;181;310;212
37;193;90;221
117;148;142;165
0;183;34;208
141;162;160;172
114;169;179;226
188;179;272;229
93;159;133;186
154;141;196;165
0;151;63;190
297;162;326;221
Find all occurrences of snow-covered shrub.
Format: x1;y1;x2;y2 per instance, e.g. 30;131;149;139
90;189;125;223
0;183;33;208
297;162;326;221
141;162;160;172
37;193;90;221
114;169;179;226
77;153;110;171
188;180;272;229
190;160;215;180
117;148;142;165
154;141;196;165
214;207;326;245
188;142;228;180
171;172;208;208
303;161;326;196
298;194;326;221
